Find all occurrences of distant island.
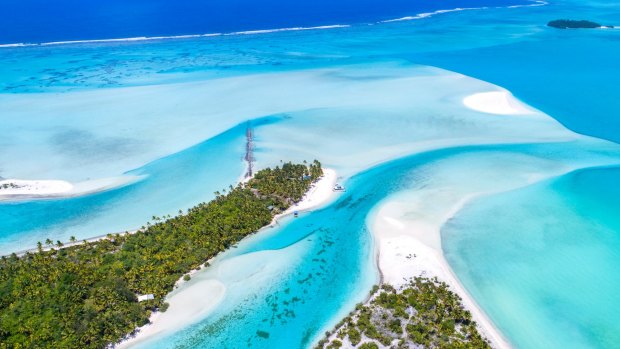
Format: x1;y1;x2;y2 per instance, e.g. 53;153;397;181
548;19;613;29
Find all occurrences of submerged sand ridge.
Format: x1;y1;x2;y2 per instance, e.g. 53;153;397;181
0;65;565;187
0;64;582;252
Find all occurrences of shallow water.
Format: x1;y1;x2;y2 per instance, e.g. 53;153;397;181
0;63;574;253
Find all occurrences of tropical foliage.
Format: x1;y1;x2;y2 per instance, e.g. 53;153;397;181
0;161;322;348
317;278;491;349
249;160;323;210
547;19;603;29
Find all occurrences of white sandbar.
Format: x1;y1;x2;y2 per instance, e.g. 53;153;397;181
463;91;535;115
0;175;144;201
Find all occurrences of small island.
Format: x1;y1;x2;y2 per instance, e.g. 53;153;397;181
316;278;490;349
547;19;613;29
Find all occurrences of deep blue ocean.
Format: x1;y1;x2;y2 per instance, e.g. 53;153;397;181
0;0;527;44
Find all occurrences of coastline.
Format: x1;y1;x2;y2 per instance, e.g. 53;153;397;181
116;168;338;348
279;168;338;217
370;194;512;348
365;156;604;349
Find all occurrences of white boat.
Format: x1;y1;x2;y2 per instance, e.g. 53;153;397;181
333;184;345;192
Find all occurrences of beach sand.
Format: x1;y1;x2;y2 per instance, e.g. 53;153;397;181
463;91;535;115
0;179;73;196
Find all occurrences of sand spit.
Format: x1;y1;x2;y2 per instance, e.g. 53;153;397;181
463;91;536;115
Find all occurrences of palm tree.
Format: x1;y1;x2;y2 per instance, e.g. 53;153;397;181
45;238;53;247
69;236;77;243
36;241;43;252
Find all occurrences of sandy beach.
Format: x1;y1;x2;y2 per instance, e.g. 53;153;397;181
282;168;338;215
116;168;338;348
463;90;535;115
116;278;226;349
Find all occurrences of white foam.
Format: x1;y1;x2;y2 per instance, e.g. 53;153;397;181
380;1;548;23
507;0;548;9
227;25;350;36
380;7;489;23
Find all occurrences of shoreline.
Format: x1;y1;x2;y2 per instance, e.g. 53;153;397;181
0;175;145;202
0;1;549;49
278;168;338;217
371;193;511;348
116;168;338;348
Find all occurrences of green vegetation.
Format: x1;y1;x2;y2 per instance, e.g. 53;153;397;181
547;19;610;29
316;278;491;349
249;160;323;210
0;161;323;348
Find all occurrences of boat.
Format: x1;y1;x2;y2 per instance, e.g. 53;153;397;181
333;184;345;192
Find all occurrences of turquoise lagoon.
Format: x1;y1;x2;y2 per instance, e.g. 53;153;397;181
133;140;620;348
1;0;620;348
443;165;620;349
0;118;281;253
